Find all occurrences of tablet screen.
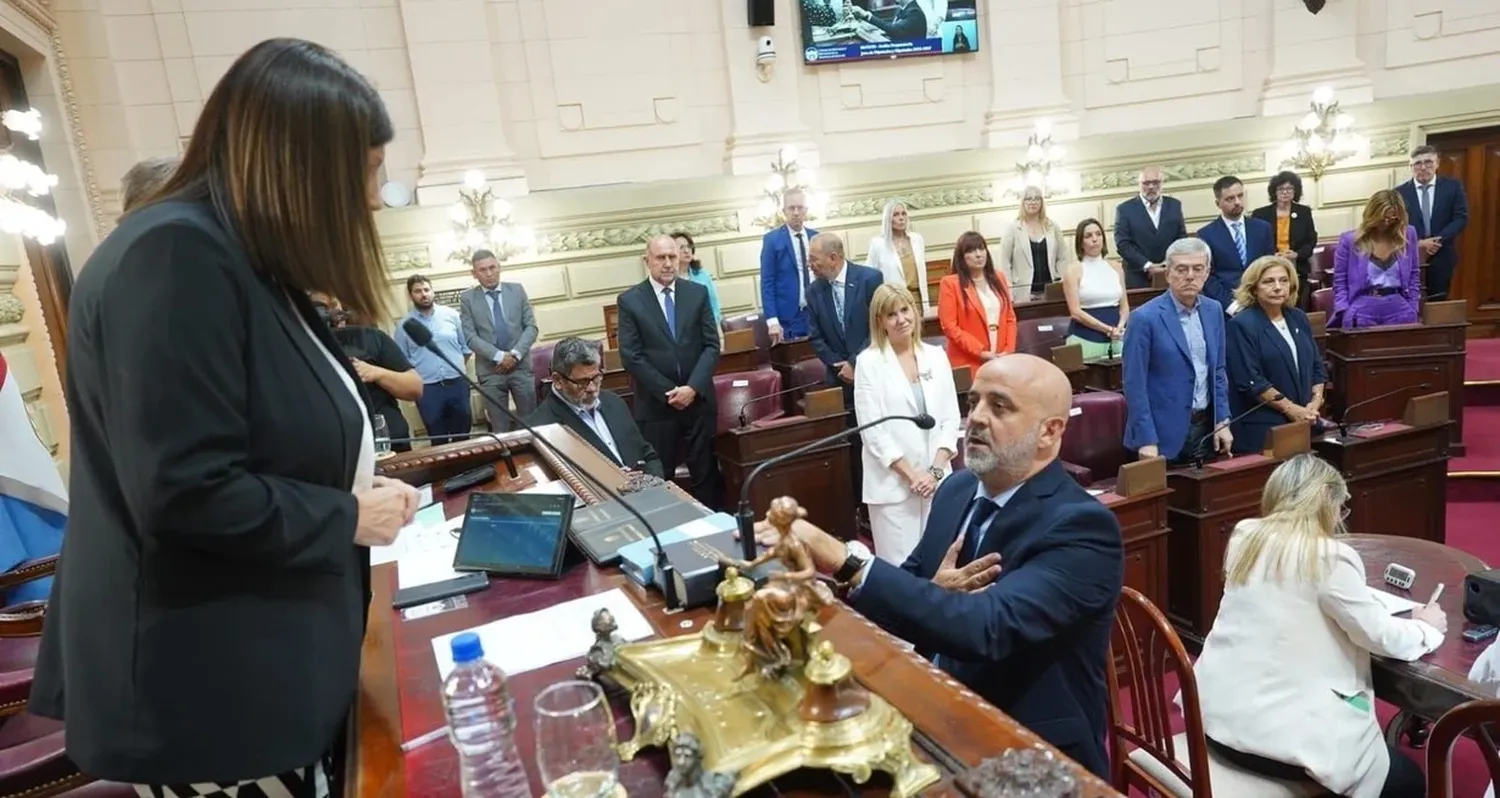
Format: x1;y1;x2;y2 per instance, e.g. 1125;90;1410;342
453;492;574;579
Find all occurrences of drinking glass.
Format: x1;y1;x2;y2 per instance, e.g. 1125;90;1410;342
371;415;392;457
534;680;620;798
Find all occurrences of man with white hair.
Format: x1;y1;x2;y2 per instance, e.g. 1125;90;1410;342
1113;166;1188;289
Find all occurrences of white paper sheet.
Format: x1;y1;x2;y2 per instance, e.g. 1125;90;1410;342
416;483;434;508
396;515;465;589
1368;587;1421;615
369;502;450;566
429;588;654;679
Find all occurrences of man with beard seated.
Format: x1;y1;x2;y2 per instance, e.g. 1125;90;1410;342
751;353;1123;777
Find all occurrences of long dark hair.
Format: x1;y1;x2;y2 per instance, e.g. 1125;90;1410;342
951;231;1007;312
142;38;395;320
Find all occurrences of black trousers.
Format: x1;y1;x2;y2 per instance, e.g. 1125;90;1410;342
640;397;721;508
1207;737;1425;798
1427;258;1456;301
1168;412;1215;466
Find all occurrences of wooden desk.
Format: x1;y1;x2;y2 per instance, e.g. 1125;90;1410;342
1098;488;1171;614
1312;422;1451;543
1326;322;1468;454
1014;288;1166;323
358;428;1123;797
716;413;857;541
1083;359;1123;392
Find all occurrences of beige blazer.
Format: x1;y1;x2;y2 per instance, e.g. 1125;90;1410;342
867;232;930;311
852;342;962;505
998;219;1066;303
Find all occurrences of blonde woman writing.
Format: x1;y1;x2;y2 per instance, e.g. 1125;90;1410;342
866;199;930;311
998;186;1066;302
1192;454;1443;798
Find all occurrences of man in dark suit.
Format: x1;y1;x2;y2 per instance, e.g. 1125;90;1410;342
1196;175;1274;310
755;354;1123;777
1113;166;1188;289
1396;144;1470;300
459;249;540;431
527;336;664;478
849;0;929;40
759;189;818;344
617;235;722;506
805;233;884;402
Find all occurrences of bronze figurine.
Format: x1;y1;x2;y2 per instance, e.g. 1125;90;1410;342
576;607;625;680
663;732;735;798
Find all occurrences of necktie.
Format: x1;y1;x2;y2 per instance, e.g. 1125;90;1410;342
832;280;845;327
795;232;810;302
662;286;677;340
488;290;513;351
1419;184;1433;234
1231;221;1247;266
959;497;1001;566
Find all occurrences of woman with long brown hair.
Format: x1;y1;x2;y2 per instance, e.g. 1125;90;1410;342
30;39;418;796
1330;189;1422;329
937;231;1017;373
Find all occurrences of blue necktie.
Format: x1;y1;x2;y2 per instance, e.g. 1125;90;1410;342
1231;221;1247;266
488;290;513;351
662;287;677;340
833;280;845;327
959;497;1000;566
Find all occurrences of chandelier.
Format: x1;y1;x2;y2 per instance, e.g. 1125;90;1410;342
0;109;64;245
1005;120;1076;198
443;170;533;264
1279;86;1366;181
753;146;825;231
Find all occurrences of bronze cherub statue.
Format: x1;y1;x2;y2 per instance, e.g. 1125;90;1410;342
576;607;625;680
663;731;736;798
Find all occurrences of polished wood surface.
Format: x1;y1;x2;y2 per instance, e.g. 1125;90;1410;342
715;413;857;541
1325;322;1468;454
1099;488;1171;614
1313;422;1451;543
1084;359;1123;392
356;426;1124;797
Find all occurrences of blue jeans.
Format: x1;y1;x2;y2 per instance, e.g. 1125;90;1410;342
415;378;471;443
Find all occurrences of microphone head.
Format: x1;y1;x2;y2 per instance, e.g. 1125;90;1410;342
401;317;434;347
914;414;936;430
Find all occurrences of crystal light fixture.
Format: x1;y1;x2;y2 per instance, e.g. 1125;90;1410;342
1279;86;1366;181
753;146;825;231
1006;120;1077;198
443;169;533;264
0;108;64;245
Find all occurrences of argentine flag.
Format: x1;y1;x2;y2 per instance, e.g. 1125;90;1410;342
0;352;65;604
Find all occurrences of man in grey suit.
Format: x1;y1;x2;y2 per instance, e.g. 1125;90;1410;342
459;248;540;431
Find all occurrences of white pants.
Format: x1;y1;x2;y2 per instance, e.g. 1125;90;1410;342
869;494;931;565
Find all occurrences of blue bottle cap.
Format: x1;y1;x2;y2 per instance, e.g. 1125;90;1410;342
450;632;484;664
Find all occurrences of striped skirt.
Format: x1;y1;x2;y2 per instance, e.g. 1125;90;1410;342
133;761;328;798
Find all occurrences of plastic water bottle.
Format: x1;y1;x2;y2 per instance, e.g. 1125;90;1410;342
443;632;531;797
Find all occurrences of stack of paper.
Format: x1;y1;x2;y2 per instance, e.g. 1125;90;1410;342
430;588;654;679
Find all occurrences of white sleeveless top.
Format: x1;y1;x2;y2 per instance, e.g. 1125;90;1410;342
295;310;375;493
1076;256;1121;309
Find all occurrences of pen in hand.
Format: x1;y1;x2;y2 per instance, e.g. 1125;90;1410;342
1428;583;1445;606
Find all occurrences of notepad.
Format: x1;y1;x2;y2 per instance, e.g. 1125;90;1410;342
429;588;654;679
1367;587;1421;615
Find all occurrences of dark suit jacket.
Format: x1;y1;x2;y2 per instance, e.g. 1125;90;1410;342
1225;305;1327;454
527;389;664;477
1249;202;1318;281
32;201;368;783
1196;216;1275;307
852;463;1123;778
1396;176;1470;271
867;1;928;39
616;278;720;422
807;261;885;384
1113;195;1188;289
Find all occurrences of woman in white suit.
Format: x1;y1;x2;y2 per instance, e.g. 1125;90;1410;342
1192;454;1444;798
853;284;962;564
998;186;1066;303
866;199;930;312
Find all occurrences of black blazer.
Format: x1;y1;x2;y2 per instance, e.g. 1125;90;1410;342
1249;203;1318;279
852;463;1123;778
1113;195;1188;289
31;201;369;783
1225;304;1327;454
616;279;720;422
807;261;885;379
526;389;664;478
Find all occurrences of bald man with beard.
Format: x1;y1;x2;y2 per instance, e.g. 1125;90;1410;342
755;354;1123;777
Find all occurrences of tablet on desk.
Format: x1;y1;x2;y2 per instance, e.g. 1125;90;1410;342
452;492;574;579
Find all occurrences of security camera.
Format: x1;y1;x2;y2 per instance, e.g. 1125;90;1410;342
1303;0;1325;12
757;36;776;65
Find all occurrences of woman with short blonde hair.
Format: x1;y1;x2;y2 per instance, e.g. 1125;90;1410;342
1192;454;1442;797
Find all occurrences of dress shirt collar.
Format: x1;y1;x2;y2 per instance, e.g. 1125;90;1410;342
483;283;502;295
1170;291;1199;315
1140;194;1160;209
1221;214;1244;229
1415;178;1435;190
974;477;1024;508
552;385;598;416
831;262;848;286
651;277;677;295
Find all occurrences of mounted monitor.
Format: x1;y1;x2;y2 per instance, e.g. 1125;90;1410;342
800;0;979;65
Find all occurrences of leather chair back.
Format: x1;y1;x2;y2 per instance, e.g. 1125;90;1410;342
712;369;785;435
1060;391;1132;486
1312;245;1334;283
722;313;772;365
1015;316;1071;357
1311;287;1333;316
530;341;558;404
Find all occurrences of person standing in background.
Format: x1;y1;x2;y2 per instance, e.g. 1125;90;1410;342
1113;166;1188;289
394;274;473;443
1330;190;1422;329
998;186;1065;303
673;232;722;327
1225;256;1327;454
759;189;818;344
938;231;1017;373
459;249;540;431
1396;144;1469;300
1063;218;1129;361
1196;175;1274;311
119;156;179;215
806;233;885;406
866;199;930;312
1250;171;1318;308
310;290;422;453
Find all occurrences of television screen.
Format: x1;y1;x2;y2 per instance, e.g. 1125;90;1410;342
800;0;978;64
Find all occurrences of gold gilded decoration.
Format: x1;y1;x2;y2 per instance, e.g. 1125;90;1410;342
1081;155;1266;191
48;30;107;240
0;292;22;325
593;496;940;797
537;214;739;255
385;247;431;273
825;185;993;219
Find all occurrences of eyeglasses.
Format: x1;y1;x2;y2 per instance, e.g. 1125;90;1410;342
554;372;604;389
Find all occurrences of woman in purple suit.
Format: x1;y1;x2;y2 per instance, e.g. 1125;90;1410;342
1331;189;1422;329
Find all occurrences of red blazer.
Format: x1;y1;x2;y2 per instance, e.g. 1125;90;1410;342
937;273;1018;373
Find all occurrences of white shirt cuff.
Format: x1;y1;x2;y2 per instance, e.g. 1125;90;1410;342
1414;619;1444;653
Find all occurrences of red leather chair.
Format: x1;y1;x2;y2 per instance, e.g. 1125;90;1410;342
721;313;772;366
1060;390;1132;487
1015;316;1072;357
712;369;785;435
530;340;558;405
1311;287;1333;317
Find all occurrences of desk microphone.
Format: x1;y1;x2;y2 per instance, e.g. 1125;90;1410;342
1189;393;1284;470
1337;383;1430;439
381;433;519;479
401;318;682;610
736;412;935;560
737;382;818;428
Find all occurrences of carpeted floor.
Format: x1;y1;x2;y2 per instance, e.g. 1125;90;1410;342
1469;338;1500;385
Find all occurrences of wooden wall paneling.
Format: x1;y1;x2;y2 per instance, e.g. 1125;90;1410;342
1429;125;1500;337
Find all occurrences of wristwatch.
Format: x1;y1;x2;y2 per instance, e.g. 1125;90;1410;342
927;466;944;483
833;540;873;584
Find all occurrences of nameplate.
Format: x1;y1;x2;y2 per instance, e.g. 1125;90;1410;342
1204;453;1271;471
732;379;750;388
1051;343;1084;372
1265;421;1311;460
1116;457;1166;496
1403;391;1449;428
1038;325;1054;332
804;388;843;419
1069;407;1082;417
723;328;756;353
1421;300;1466;325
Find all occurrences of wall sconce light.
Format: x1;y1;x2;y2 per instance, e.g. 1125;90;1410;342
443;169;533;264
753;146;826;230
1279;86;1367;182
1005;119;1077;198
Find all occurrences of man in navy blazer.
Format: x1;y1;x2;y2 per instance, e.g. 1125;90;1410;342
1196;176;1274;310
1113;166;1189;289
1396;144;1470;300
805;234;884;401
754;354;1124;777
759;188;818;343
1122;237;1233;464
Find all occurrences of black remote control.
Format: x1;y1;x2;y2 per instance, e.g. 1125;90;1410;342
442;464;497;495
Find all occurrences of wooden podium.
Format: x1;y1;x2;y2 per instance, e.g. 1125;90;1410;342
1326;302;1468;454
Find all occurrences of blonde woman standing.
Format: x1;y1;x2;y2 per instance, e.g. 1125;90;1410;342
867;199;930;311
1192;454;1442;798
853;284;961;564
999;186;1066;302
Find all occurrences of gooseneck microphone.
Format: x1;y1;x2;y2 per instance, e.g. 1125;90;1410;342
1189;393;1285;469
382;433;519;478
401;318;682;609
1337;383;1431;439
736;382;821;428
736;413;936;560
